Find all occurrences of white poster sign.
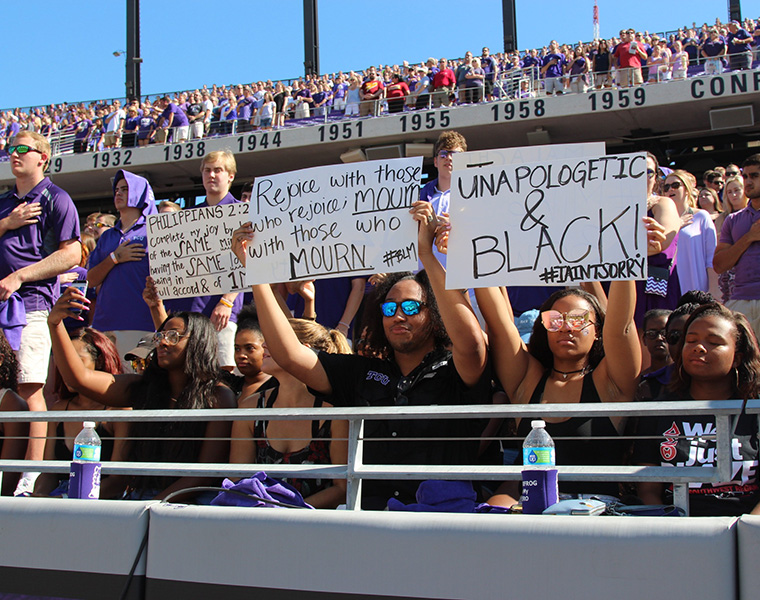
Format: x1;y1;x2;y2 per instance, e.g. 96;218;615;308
147;202;249;299
245;158;423;284
446;152;649;289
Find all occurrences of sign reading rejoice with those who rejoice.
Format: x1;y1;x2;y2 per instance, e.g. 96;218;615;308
445;152;649;290
244;157;423;285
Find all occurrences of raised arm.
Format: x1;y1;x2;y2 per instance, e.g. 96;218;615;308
231;224;332;395
650;195;680;254
597;280;640;400
48;286;139;406
413;201;487;387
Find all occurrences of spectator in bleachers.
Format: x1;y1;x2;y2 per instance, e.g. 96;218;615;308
464;57;485;103
360;66;384;117
186;92;206;140
697;187;723;224
49;288;236;501
634;303;760;516
122;107;139;148
72;110;92;154
158;199;181;213
727;20;754;71
714;176;747;303
410;67;431;110
294;81;312;119
385;74;410;114
87;170;156;360
273;82;288;127
0;332;29;496
640;308;673;379
431;59;455;108
236;87;255;133
541;40;566;96
713;155;760;338
700;28;726;75
703;169;725;198
312;82;329;117
156;95;190;143
456;52;473;104
103;100;125;149
670;40;689;79
614;28;647;87
682;28;701;65
1;131;81;493
163;151;242;371
33;327;129;498
567;48;589;93
481;47;498;101
229;315;350;509
662;169;718;296
592;39;612;88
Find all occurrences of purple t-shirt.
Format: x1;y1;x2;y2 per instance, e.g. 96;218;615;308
163;192;244;321
88;217;155;332
719;202;760;300
702;39;726;58
541;53;565;78
0;178;80;312
727;29;752;54
161;103;189;128
237;97;255;120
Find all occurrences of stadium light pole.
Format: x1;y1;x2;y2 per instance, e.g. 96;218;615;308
304;0;320;77
126;0;142;101
728;0;742;22
502;0;517;53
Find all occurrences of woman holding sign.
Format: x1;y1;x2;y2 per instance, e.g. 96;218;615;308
454;219;666;507
87;170;157;361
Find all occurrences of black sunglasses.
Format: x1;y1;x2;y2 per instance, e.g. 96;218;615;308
7;144;43;156
662;181;682;193
381;300;425;318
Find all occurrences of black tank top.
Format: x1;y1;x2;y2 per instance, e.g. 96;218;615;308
515;371;624;497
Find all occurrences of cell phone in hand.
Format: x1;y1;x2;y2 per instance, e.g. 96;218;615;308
69;280;88;315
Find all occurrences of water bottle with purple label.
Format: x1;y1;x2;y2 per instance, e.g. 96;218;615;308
69;422;101;499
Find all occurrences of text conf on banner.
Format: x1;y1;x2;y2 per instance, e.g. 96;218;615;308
245;157;423;285
446;152;649;290
147;202;249;300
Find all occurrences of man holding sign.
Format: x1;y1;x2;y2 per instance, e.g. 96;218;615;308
164;151;243;370
232;201;491;509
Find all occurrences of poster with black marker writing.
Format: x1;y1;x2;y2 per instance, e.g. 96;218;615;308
245;157;423;284
446;151;648;289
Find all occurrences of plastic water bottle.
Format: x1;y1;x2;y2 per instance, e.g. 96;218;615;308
69;422;101;499
73;422;102;463
522;420;555;467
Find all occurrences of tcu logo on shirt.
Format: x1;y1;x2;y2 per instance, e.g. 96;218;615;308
660;421;680;461
366;371;390;385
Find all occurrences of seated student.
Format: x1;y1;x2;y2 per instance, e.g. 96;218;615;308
634;303;760;516
33;328;130;498
231;201;491;509
230;318;350;508
225;304;274;404
47;287;235;501
0;332;29;496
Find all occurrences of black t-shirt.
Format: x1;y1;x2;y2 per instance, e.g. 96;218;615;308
633;393;759;516
314;347;492;507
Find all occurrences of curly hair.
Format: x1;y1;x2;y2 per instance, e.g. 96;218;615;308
669;303;760;401
359;271;450;360
434;130;468;155
527;289;606;370
55;328;123;401
0;332;18;392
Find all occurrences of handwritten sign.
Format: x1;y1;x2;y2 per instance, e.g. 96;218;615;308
451;142;606;171
147;202;249;299
245;157;423;284
446;152;648;289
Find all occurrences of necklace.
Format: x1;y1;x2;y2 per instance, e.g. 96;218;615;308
552;365;590;380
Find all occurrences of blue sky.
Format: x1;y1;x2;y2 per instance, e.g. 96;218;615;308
2;0;759;109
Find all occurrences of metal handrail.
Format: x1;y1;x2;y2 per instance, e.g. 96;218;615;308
1;399;756;513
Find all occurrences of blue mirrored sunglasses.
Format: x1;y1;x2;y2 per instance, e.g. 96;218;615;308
381;300;425;318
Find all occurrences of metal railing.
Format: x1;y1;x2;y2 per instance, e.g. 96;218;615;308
0;399;756;514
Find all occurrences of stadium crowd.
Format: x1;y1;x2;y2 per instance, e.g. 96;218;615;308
1;17;759;154
1;13;760;514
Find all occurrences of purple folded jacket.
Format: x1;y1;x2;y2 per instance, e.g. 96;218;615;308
211;471;314;509
387;480;510;513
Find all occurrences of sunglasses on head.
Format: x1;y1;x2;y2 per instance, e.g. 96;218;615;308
7;144;43;156
540;309;593;332
381;300;425;318
662;181;682;193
